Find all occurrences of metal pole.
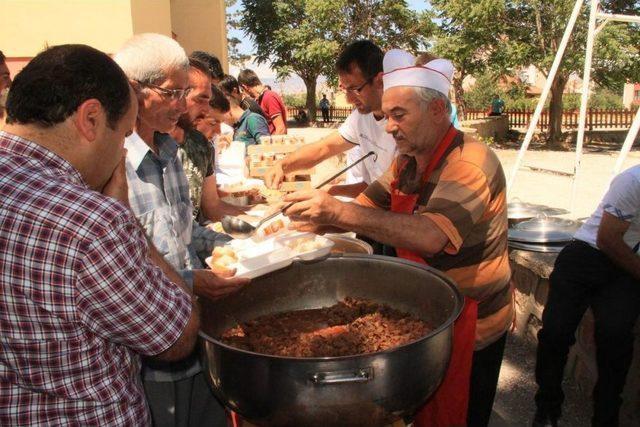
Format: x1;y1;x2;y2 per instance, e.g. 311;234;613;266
596;13;640;24
570;0;599;213
507;0;585;192
594;18;610;35
612;106;640;175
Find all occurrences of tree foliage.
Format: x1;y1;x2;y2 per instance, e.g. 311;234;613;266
226;0;251;66
501;0;639;148
429;0;507;119
432;0;639;149
239;0;432;119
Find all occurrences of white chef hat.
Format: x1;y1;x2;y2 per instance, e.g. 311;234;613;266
382;49;454;98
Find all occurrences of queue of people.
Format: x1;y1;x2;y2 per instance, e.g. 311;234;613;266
1;33;638;427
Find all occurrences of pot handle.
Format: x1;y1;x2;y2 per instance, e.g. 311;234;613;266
309;367;373;385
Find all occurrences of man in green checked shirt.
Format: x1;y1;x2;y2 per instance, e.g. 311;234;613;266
172;57;247;223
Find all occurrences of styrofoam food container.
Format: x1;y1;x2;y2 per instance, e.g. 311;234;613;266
206;233;335;279
237;240;281;268
276;233;335;261
236;246;291;277
205;246;292;279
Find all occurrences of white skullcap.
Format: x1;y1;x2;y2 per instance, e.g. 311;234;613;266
382;49;454;98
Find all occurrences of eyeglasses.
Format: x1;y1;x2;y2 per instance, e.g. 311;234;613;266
340;78;372;96
135;80;192;100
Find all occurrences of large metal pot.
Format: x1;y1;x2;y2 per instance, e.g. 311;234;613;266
199;255;463;427
325;234;374;255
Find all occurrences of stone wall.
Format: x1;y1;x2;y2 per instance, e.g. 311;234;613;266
510;250;640;426
461;115;509;141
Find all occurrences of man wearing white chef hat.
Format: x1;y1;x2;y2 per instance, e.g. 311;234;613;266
283;49;512;427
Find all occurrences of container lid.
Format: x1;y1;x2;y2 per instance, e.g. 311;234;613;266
508;240;567;253
515;216;579;233
508;215;579;243
508;206;543;220
507;199;569;219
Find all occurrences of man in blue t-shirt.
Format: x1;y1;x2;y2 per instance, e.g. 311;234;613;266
209;85;269;146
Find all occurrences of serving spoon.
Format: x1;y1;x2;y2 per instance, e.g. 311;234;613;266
221;150;377;238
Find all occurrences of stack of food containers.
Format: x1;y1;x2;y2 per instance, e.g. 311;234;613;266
248;135;314;192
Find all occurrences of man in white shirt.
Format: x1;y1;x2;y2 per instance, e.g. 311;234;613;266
264;40;397;199
534;165;640;427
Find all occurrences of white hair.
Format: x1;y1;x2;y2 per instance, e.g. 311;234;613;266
113;33;188;84
413;87;452;116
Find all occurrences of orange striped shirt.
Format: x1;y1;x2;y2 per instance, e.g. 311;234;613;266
358;133;513;349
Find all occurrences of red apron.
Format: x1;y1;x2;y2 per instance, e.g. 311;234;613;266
390;126;478;427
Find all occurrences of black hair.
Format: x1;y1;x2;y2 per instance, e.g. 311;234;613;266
188;56;212;78
191;51;224;81
0;50;5;63
209;84;230;112
237;69;261;87
336;40;383;80
218;74;240;96
6;44;130;129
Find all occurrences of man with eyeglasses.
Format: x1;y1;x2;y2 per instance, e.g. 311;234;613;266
264;40;396;203
114;33;248;427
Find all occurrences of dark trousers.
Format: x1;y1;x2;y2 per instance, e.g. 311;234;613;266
535;240;640;426
467;332;508;427
144;372;228;427
321;108;330;122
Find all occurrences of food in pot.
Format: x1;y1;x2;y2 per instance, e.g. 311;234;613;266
220;297;431;357
210;246;238;276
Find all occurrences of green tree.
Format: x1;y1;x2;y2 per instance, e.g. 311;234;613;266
502;0;640;149
429;0;507;120
239;0;431;120
226;0;251;66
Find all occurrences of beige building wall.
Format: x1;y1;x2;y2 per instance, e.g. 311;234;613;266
170;0;228;71
131;0;172;35
0;0;134;56
1;0;228;76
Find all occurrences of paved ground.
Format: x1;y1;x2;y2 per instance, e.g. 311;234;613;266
288;126;637;426
491;334;591;426
289;126;640;220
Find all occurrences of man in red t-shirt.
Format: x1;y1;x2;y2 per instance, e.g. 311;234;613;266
238;69;288;134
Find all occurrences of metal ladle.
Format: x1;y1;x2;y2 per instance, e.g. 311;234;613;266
221;151;378;238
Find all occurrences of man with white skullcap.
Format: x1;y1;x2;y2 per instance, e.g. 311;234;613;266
283;49;512;427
